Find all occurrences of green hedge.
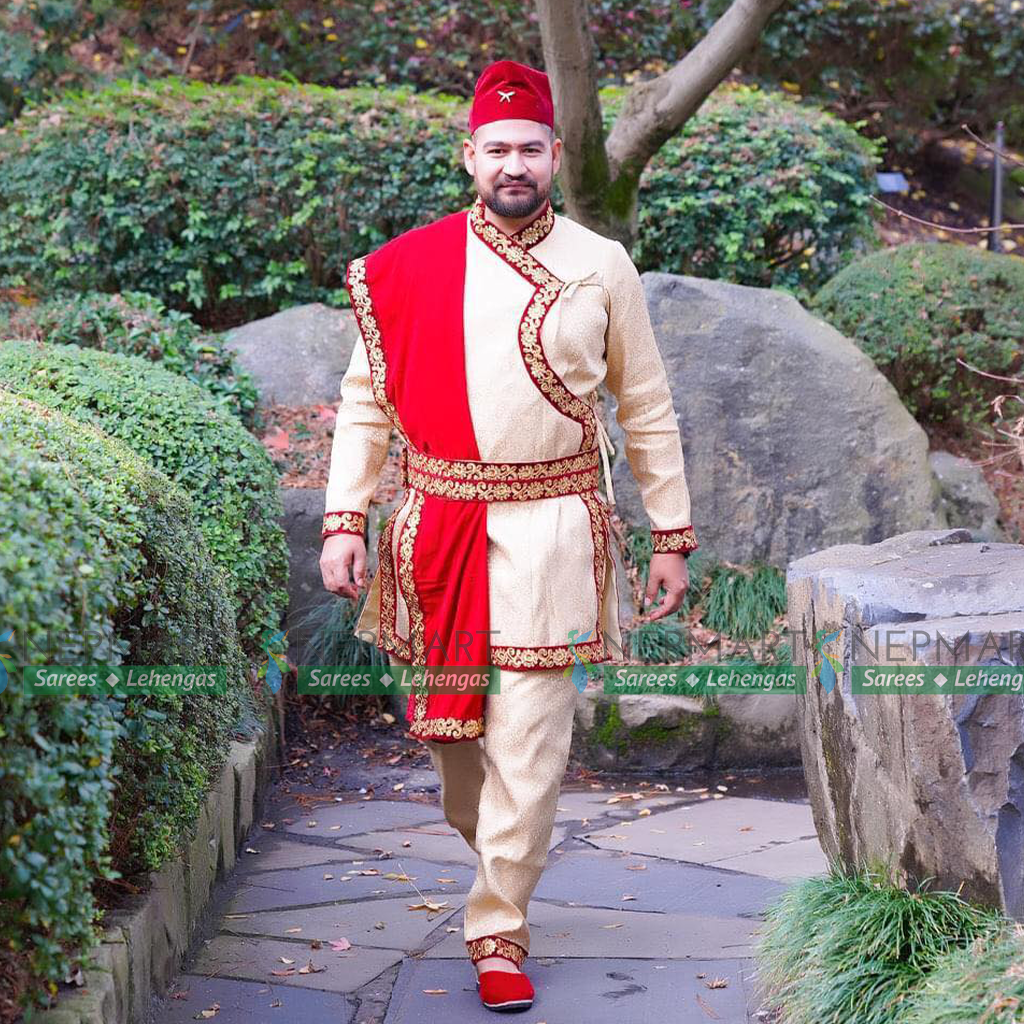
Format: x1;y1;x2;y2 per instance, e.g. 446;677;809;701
0;392;256;1013
0;290;260;428
610;82;881;296
811;242;1024;430
0;76;879;323
0;340;288;652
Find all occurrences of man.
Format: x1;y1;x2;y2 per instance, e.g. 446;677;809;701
320;59;698;1012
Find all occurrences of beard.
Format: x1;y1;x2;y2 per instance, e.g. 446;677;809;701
481;176;550;219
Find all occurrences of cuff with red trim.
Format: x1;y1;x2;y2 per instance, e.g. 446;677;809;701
651;525;699;555
322;510;367;539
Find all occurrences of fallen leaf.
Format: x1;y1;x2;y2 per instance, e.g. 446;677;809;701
298;960;326;975
706;976;729;989
269;969;295;977
277;957;295;965
285;927;303;934
423;988;448;995
408;899;448;912
330;938;352;951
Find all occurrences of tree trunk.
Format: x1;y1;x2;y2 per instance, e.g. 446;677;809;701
536;0;788;251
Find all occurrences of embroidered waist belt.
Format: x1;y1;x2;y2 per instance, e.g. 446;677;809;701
402;445;602;502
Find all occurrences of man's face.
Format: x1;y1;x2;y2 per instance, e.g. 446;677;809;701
463;119;561;219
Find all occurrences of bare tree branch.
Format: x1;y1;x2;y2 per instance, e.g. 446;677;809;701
606;0;786;183
535;0;787;244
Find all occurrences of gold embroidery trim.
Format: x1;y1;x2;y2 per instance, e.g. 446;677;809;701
397;490;427;672
467;934;528;967
346;255;407;438
322;510;366;536
408;714;485;741
490;636;608;670
406;446;601;501
651;526;699;554
510;199;554;248
581;489;609;645
377;503;411;662
469;197;597;451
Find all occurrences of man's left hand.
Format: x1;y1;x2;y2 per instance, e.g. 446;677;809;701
644;553;689;620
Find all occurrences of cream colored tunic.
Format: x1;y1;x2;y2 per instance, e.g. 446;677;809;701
324;204;696;668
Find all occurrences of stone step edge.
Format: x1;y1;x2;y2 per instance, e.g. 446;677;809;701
28;698;284;1024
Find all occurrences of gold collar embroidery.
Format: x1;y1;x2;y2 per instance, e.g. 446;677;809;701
470;193;554;250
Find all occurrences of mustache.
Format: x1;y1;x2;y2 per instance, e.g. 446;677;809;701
497;180;536;188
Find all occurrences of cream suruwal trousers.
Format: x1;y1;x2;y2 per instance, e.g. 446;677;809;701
388;653;579;967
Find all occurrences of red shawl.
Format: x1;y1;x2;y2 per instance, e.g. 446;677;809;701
346;207;490;742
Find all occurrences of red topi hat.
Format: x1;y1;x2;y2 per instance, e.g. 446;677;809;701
468;59;555;133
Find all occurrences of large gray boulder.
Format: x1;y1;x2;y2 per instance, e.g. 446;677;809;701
223;302;358;407
787;528;1024;916
605;274;947;566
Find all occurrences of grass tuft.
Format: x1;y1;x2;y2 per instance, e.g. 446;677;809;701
756;863;1006;1024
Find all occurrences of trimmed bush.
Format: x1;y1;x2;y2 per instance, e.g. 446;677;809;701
811;242;1024;430
0;393;256;1013
0;290;260;427
0;340;288;652
0;76;880;322
610;82;882;297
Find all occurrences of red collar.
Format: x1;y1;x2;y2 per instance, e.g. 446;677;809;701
470;194;554;250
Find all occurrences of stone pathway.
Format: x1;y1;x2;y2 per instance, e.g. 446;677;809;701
151;721;826;1024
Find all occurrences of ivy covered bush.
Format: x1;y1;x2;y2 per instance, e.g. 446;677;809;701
0;392;257;1013
0;340;289;651
0;291;260;427
0;76;879;323
811;242;1024;430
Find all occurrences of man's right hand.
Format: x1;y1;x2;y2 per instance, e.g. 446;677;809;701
320;534;368;600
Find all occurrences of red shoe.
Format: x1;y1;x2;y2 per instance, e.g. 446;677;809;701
476;969;535;1012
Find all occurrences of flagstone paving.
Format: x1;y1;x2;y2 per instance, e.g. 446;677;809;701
151;725;822;1024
